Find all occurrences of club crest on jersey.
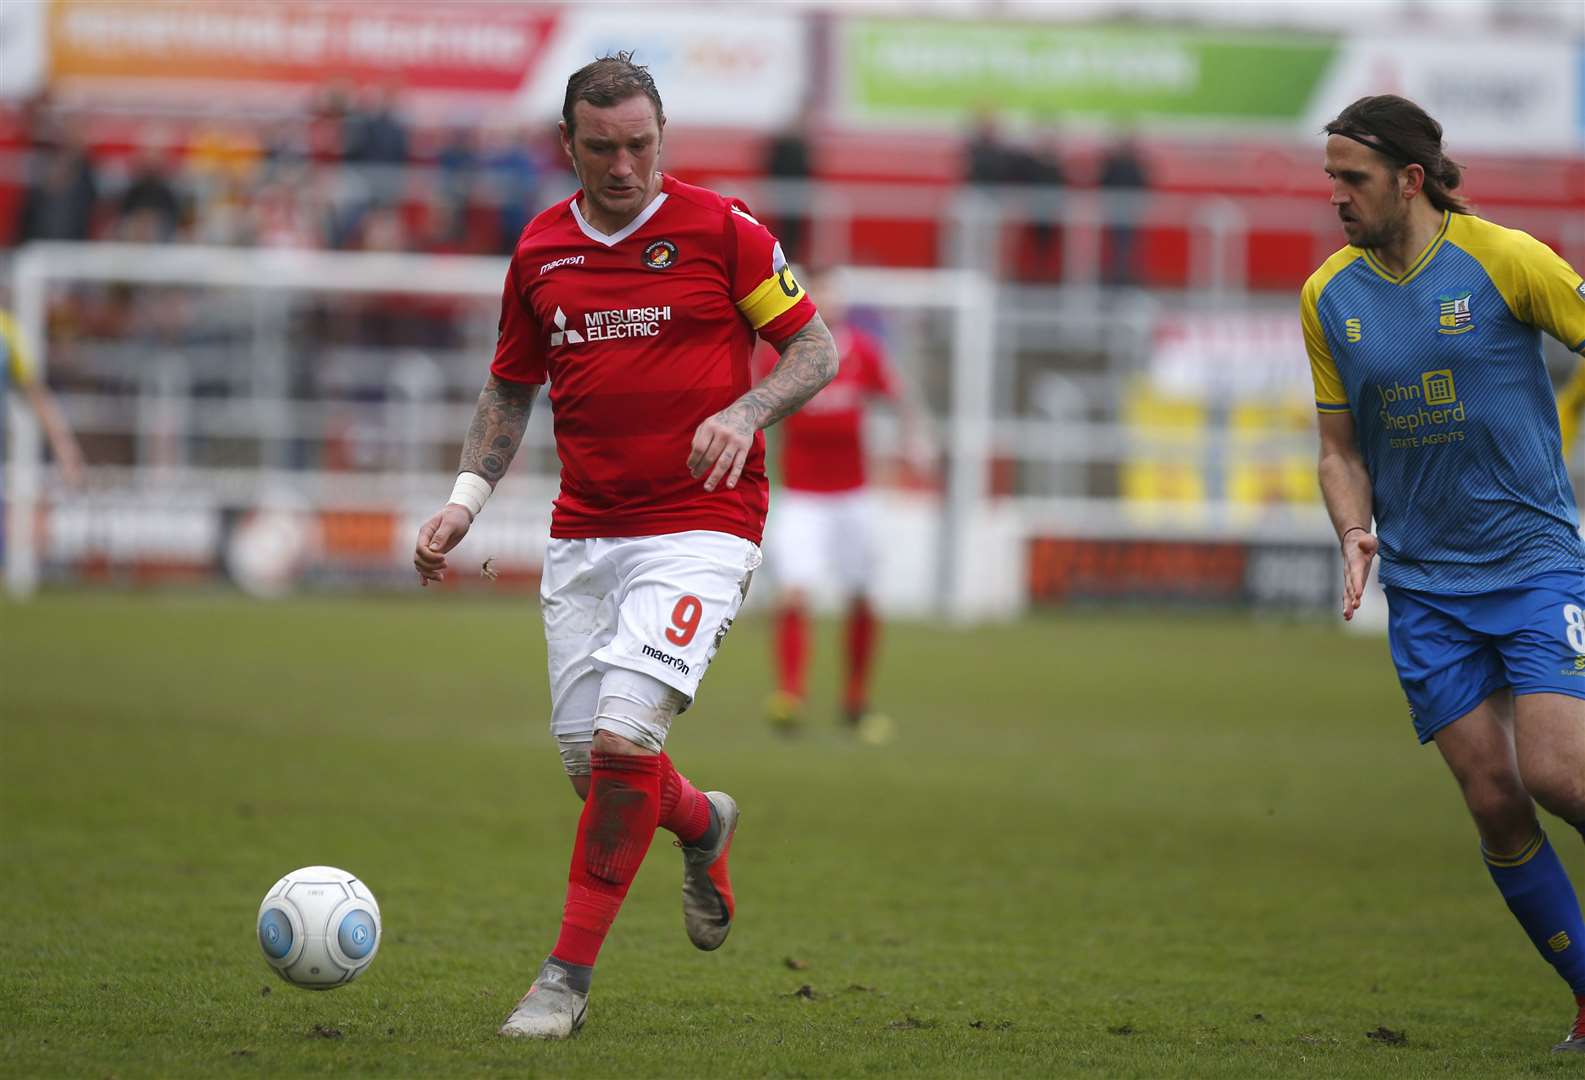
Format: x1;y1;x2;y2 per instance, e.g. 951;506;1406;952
643;239;678;271
1436;291;1474;335
1576;281;1585;303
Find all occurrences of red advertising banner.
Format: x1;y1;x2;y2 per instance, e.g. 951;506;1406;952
1027;536;1339;611
1027;537;1248;604
48;0;559;100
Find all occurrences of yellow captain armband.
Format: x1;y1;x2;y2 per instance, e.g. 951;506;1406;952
736;264;805;332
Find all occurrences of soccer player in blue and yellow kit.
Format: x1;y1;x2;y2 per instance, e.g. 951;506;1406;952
0;306;84;490
1303;95;1585;1054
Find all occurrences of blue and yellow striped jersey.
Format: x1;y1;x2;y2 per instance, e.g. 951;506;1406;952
1302;212;1585;593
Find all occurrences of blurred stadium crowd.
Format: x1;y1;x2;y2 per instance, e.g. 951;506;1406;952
2;0;1582;612
4;86;1164;287
5;87;560;258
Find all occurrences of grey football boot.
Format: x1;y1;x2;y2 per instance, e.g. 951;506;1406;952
498;960;588;1040
680;791;739;950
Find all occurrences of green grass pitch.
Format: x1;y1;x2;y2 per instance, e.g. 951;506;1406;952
3;592;1583;1078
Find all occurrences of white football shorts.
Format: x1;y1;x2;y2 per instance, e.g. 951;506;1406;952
541;530;760;771
766;488;875;593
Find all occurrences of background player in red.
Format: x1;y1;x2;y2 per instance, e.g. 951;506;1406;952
760;269;933;739
410;54;838;1040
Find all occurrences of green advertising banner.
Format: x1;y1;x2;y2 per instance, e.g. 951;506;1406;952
841;19;1340;126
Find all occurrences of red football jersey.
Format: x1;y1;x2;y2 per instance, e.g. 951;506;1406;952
773;326;899;492
492;175;816;543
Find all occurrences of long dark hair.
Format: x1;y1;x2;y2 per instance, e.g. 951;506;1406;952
1325;95;1470;214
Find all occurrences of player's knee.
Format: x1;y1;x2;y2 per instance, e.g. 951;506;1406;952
1461;770;1535;839
1464;777;1529;821
1521;758;1585;821
591;728;658;756
780;587;808;610
591;667;684;756
556;734;592;779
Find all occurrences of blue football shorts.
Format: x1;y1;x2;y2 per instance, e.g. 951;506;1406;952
1384;569;1585;743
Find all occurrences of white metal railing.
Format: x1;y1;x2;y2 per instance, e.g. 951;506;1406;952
9;240;1581;615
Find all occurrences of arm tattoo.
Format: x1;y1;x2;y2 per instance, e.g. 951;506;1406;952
722;314;839;434
460;374;538;486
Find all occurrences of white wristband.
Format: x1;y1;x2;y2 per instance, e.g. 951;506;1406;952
448;472;493;521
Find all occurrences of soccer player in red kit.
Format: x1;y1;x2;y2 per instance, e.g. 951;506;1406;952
411;53;838;1040
762;270;930;738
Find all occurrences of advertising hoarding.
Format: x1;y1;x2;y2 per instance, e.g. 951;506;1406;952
35;1;808;128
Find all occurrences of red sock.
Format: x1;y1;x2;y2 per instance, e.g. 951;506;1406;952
843;597;878;712
550;751;662;968
775;604;808;699
657;752;712;845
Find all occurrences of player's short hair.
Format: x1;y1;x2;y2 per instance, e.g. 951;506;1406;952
1324;95;1470;214
562;51;664;136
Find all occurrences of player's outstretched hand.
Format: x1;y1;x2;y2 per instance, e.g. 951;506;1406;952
1341;529;1378;621
688;406;755;492
414;504;473;586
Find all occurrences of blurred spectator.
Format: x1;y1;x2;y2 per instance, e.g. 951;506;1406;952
344;85;409;168
188;122;261;182
1098;135;1151;286
357;204;408;252
186;121;262;237
762;106;815;262
344;84;409;215
253;181;318;249
414;190;469;254
193;174;252;246
262;117;310;180
15;136;98;243
308;85;350;163
1023;134;1065;280
436;126;478;198
481;124;541;253
965;116;1064;280
535;122;577;201
118;144;185;242
965;114;1009;187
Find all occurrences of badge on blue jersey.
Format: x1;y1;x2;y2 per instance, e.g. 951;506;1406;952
1437;291;1474;335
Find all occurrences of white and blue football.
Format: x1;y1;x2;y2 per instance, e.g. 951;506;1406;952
257;866;381;989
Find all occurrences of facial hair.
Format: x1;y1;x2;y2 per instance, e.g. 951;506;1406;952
1350;212;1408;251
1348;177;1407;251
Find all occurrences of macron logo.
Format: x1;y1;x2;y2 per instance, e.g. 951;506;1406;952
540;255;584;275
549;307;584;347
642;643;690;675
